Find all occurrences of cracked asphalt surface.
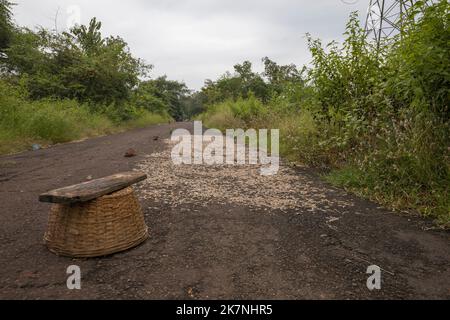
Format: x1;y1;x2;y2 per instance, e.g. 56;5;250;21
0;123;449;299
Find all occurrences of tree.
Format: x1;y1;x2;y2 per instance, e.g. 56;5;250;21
4;18;150;107
70;18;104;55
262;57;304;94
233;61;269;101
135;76;189;121
181;91;206;119
0;0;14;52
200;61;270;106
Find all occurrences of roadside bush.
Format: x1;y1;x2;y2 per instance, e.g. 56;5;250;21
199;1;450;226
0;80;169;154
123;108;173;129
321;1;450;225
386;0;449;120
333;110;449;225
200;95;266;130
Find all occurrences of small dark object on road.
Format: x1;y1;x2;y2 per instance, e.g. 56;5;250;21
153;136;159;141
125;148;137;158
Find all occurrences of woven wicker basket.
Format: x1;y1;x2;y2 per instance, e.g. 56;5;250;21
44;187;149;258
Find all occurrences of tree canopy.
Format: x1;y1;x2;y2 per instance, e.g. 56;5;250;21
1;12;189;121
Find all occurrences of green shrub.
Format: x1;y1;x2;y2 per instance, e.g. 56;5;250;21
199;1;450;226
386;0;449;120
123;109;172;129
0;80;169;154
199;95;267;130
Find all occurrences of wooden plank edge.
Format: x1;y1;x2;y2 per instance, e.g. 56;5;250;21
39;172;147;204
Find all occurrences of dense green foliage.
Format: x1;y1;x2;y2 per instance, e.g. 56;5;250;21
0;2;188;153
4;19;147;105
0;79;171;154
198;0;449;226
134;76;189;121
200;58;304;107
0;0;13;51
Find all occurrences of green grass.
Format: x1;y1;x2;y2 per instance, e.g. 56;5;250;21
123;110;173;129
325;166;449;228
198;96;266;131
0;83;172;155
0;107;170;155
200;97;449;228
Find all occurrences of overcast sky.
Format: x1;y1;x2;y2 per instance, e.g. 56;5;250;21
12;0;369;90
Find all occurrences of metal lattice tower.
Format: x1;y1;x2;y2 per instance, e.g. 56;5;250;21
365;0;433;48
365;0;413;47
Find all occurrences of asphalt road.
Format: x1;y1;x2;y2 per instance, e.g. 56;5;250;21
0;123;449;299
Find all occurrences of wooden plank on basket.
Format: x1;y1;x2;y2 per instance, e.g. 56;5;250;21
39;171;147;204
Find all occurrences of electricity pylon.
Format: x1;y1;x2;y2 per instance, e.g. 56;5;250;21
365;0;433;48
